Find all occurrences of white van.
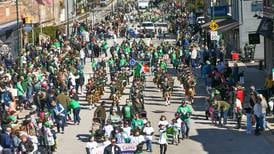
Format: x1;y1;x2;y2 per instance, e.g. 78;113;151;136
138;0;149;10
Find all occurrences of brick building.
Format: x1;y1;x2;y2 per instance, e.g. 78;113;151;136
0;0;66;57
0;0;22;57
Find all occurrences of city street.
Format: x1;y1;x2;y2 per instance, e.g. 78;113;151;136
1;1;274;154
55;39;274;154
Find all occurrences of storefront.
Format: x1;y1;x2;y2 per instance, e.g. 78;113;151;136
0;20;22;58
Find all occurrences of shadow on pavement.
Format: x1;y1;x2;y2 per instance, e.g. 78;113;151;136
190;128;274;154
76;134;90;142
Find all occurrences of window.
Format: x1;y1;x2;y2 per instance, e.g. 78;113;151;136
5;8;10;16
263;0;271;7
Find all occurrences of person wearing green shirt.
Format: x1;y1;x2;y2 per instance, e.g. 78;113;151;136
68;99;81;125
102;40;108;57
122;100;134;123
160;61;167;72
16;76;26;107
109;109;121;126
119;58;128;68
91;59;97;72
176;100;192;139
131;113;144;131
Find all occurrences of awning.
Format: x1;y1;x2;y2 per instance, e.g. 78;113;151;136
0;20;22;36
202;18;239;32
201;19;226;28
217;19;239;32
257;17;273;39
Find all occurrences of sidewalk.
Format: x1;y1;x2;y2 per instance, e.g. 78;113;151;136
239;63;274;145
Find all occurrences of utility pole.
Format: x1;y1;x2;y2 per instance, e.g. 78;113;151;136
16;0;20;56
31;0;34;44
66;0;69;37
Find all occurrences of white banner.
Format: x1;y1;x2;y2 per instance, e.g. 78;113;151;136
92;143;137;154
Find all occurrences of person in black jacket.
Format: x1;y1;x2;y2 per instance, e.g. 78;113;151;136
18;133;34;154
103;138;122;154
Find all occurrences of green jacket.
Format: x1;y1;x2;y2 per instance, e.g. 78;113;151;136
68;100;80;110
177;105;192;122
16;82;25;96
215;101;231;111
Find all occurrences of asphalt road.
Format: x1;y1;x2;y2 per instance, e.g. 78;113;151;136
55;38;274;154
55;2;274;153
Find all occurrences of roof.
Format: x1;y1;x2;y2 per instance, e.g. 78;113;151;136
0;20;22;36
201;19;226;28
201;18;239;32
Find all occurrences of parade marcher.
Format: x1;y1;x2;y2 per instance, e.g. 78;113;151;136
94;101;107;126
143;121;154;152
129;129;145;145
122;99;134;124
158;115;169;128
108;109;122;128
103;120;114;139
177;100;192;139
158;124;168;154
131;113;144;131
103;138;122;154
86;137;98;154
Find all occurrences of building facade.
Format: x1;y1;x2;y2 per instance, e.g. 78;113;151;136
238;0;264;60
0;0;22;57
257;0;274;72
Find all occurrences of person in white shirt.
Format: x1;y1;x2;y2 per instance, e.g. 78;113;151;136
254;100;263;135
103;137;111;147
103;120;114;138
234;96;243;129
129;130;145;145
86;137;98;154
122;121;132;142
158;124;168;154
80;48;86;66
158;115;169;128
69;72;80;89
143;121;154;152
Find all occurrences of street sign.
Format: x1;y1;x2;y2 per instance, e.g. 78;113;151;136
25;16;32;24
129;58;136;66
209;20;219;31
210;31;218;40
